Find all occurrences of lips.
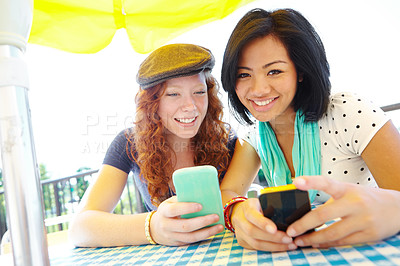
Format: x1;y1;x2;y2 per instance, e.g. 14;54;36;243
175;117;197;124
249;97;278;111
253;98;275;106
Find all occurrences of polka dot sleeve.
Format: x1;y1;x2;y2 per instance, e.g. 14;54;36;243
325;92;389;156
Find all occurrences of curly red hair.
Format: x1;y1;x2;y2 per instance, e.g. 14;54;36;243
127;71;232;206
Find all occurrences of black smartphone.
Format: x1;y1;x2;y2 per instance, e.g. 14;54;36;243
258;184;313;233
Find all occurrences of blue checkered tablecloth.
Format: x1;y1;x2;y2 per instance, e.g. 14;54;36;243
50;230;400;265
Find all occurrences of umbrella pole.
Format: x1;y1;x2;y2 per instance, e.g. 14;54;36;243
0;45;50;265
0;0;50;264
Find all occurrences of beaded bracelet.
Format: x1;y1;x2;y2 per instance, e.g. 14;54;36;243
145;210;157;244
223;196;247;233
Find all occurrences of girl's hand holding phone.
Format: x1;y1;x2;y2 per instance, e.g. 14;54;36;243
150;196;223;246
150;166;226;246
288;176;400;248
230;198;298;252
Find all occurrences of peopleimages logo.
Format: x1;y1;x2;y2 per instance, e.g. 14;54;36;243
80;112;134;154
81;113;135;136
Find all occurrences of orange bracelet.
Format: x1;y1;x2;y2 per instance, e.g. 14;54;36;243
223;196;247;233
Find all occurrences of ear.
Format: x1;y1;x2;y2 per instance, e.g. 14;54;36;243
298;73;304;82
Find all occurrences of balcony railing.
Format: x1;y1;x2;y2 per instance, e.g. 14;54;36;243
0;169;144;243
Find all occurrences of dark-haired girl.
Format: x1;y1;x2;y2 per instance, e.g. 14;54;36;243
220;8;400;252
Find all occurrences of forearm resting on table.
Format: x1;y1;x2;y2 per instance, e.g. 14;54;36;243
220;139;261;205
69;210;149;247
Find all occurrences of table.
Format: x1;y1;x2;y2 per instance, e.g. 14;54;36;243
47;230;400;265
1;228;400;265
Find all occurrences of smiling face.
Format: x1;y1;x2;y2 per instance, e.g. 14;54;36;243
236;35;299;125
157;72;208;141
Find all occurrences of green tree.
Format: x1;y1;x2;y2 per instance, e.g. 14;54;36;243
39;164;53;215
0;168;3;190
39;163;51;180
76;167;91;200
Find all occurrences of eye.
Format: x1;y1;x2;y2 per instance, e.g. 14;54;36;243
237;73;250;79
268;69;282;75
165;92;179;97
194;90;206;95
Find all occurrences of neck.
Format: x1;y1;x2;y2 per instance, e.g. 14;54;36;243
268;108;296;136
166;134;193;153
166;134;195;173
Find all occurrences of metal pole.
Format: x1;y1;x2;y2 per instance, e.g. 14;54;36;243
0;46;49;265
0;0;50;264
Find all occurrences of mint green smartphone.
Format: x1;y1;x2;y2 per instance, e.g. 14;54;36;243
172;165;224;227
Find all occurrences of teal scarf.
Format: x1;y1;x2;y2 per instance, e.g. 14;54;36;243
257;111;320;202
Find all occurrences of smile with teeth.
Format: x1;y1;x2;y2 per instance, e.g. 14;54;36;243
252;98;276;106
175;117;196;124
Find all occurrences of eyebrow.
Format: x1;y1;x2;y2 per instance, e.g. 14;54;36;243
238;60;288;70
165;83;206;91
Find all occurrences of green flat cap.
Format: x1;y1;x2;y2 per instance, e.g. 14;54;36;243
137;43;215;90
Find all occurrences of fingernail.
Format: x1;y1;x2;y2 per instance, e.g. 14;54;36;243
288;244;297;250
294;177;305;186
266;225;275;234
295;239;304;246
282;236;292;244
287;228;296;237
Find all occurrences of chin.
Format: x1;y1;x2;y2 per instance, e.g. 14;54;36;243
252;114;270;123
171;128;197;139
178;132;198;139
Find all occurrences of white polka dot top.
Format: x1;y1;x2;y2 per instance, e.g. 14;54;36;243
239;92;389;203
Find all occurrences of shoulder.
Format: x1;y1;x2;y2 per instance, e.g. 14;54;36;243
112;127;134;146
326;92;386;119
320;92;388;127
319;92;389;154
106;127;136;159
103;127;137;174
237;120;259;153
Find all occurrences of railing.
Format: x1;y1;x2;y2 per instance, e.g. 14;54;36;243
0;169;144;243
40;169;98;233
381;103;400;113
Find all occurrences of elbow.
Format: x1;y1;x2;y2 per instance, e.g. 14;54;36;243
68;213;94;247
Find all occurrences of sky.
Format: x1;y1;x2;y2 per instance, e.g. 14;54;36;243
5;0;399;178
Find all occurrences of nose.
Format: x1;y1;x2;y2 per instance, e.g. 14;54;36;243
250;76;271;96
181;95;197;112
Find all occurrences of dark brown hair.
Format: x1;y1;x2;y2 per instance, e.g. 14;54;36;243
221;8;331;124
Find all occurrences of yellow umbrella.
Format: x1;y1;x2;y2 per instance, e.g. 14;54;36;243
30;0;255;54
